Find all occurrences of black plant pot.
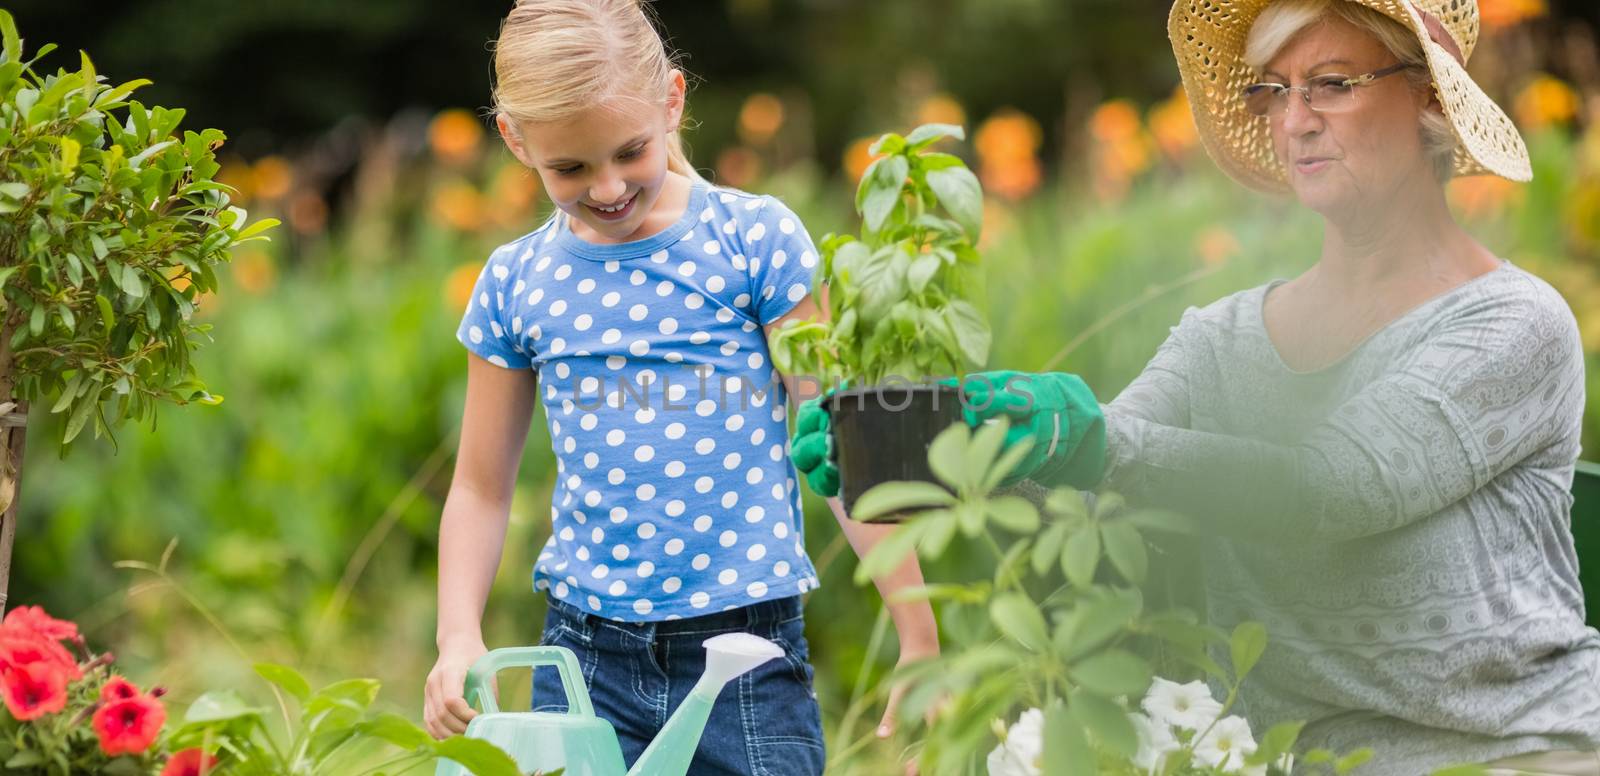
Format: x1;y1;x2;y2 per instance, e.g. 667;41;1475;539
826;383;963;522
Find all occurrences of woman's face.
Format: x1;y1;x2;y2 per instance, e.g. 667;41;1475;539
498;72;686;244
1262;16;1434;216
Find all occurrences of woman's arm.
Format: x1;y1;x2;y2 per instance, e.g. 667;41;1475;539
1104;293;1584;543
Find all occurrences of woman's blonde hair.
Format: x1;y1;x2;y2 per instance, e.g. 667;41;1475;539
492;0;701;180
1244;0;1458;182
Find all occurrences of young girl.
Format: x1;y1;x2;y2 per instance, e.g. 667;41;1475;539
421;1;939;772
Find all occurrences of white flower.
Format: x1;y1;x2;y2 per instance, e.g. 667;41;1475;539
1192;715;1258;773
1141;677;1224;731
1128;711;1180;773
985;708;1044;776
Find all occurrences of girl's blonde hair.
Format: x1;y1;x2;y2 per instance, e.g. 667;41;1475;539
492;0;701;180
1244;0;1457;182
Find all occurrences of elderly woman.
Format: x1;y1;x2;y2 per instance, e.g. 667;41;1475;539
790;0;1600;772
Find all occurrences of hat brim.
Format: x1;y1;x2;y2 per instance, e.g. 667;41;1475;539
1168;0;1532;194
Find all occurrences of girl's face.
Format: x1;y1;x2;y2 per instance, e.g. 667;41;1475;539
499;71;687;244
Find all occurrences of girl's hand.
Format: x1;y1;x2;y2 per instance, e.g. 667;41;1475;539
424;635;490;739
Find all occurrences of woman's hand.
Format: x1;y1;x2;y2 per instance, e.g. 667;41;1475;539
791;393;840;497
946;370;1107;488
424;634;490;739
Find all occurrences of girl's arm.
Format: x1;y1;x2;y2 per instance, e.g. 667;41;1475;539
766;290;940;737
425;353;538;737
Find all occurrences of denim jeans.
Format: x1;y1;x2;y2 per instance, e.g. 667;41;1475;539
532;595;825;776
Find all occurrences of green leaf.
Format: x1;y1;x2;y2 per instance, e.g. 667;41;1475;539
50;375;82;413
1427;766;1490;776
234;216;279;243
926;164;983;239
1068;688;1137;758
0;10;18;65
851;481;955;522
907;252;940;294
254;663;312;704
6;751;45;769
916;509;959;558
357;711;434;750
1031;521;1069;577
989;592;1049;650
1230;621;1269;681
430;736;526;776
859;155;909;233
984;495;1039;534
906;123;965;148
1246;720;1305;766
1335;749;1375;774
1061;587;1142;659
184;690;267;724
1123;508;1197;535
1046;488;1089;519
1068;649;1151;697
1042;704;1095;776
925;422;969;490
944;299;991;368
1100;521;1148;584
1061;524;1100;589
854;521;927;584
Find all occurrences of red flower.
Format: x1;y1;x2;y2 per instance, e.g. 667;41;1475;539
0;661;69;720
92;694;166;756
101;675;140;703
161;748;219;776
2;606;79;642
0;632;83;682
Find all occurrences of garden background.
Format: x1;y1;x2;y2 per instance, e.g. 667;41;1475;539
7;0;1600;772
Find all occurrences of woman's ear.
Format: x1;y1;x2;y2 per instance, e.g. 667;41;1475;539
665;69;687;130
496;114;535;168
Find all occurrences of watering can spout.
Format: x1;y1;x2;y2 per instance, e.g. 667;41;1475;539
627;633;784;776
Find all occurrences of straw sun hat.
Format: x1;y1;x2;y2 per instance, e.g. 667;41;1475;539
1168;0;1532;193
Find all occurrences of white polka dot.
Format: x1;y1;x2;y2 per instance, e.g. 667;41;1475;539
561;399;575;415
694;515;713;532
490;320;505;339
666;353;684;363
575;545;589;562
549;338;566;354
747;581;768;597
751;428;767;445
555;581;570;597
703;241;722;255
580;376;599;394
694;476;714;493
774;522;790;539
747;353;765;369
800;251;817;268
588;594;602;610
751;259;762;276
651;250;670;263
656;281;673;297
564;436;577;453
787;284;807;303
549;299;568;316
733;293;752;308
468;326;484;344
771;250;788;269
722;491;739;508
719;530;738;548
771;483;785;499
612;544;630;561
695;400;717;417
690;331;711;345
685;294;705;310
662;422;686;440
678;261;696;277
584;452;599;468
667;383;689;402
637;561;655;577
591;564;609;579
770;444;785;461
746;468;765;485
629;304;649;321
577;278;596;294
690;591;710;608
718;568;738;585
774;561;790;576
629;340;650;356
724;453;743;469
554;265;573;280
692;554;712;571
706;276;726;293
600;291;621;307
723;220;737;235
608;579;627;596
664;577;682;593
665;461;686;477
658;317;679;335
606;429;626;446
606;355;627;370
536;256;553;272
695;438;717;454
747;222;767;241
720;341;740;356
700;207;715;222
745;506;765;523
747;545;769;564
630;270;647;285
665;538;685;555
638;522;656;539
637;483;656;500
554;362;571;379
608;468;627;485
633;599;653;615
611;506;628;522
591;527;606;543
559;526;575;541
635;445;655;462
716;308;736;324
635;407;656;424
529;288;545;305
584;491;602;507
602;328;622;344
485;353;507;367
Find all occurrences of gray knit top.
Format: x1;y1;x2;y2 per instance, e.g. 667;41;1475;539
1101;261;1600;773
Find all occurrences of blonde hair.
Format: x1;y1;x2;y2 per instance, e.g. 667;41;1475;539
1244;0;1457;182
492;0;701;180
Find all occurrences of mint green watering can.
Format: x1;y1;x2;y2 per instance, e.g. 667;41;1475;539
434;632;784;776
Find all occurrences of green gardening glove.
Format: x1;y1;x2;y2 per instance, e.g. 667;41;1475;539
942;370;1107;489
790;391;841;498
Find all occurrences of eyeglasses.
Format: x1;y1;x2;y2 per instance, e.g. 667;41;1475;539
1241;62;1421;116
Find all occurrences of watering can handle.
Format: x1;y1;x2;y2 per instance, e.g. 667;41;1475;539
463;646;595;718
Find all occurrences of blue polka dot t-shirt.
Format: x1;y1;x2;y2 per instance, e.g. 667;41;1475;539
457;180;823;621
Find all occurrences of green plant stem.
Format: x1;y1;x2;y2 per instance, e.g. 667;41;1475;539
833;604;892;748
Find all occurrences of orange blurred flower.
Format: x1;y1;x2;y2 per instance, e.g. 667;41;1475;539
287;191;327;235
1090;100;1142;144
430;109;485;165
1448;175;1522;219
1194;226;1240;267
916;93;967;129
843;136;884;182
432;181;486;231
1514;74;1580;131
229;248;276;295
215;156;254;203
1480;0;1547;32
1149;87;1199;160
487;163;541;228
446;261;485;312
975;109;1044;201
1564;183;1600;255
251;156;292;200
1089;99;1155;202
716;146;762;189
738;93;785;146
